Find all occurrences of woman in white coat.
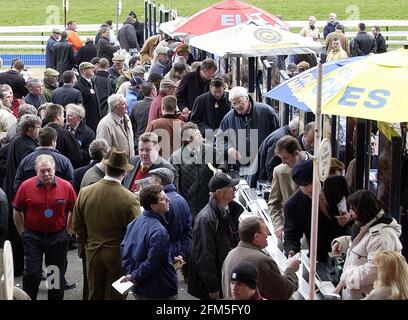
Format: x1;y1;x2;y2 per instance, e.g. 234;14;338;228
332;190;402;300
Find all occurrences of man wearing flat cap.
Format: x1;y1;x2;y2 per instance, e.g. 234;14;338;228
149;46;169;77
108;53;126;81
42;68;60;102
147;78;178;124
188;172;243;300
148;168;192;269
74;62;102;133
283;159;348;263
73;148;140;300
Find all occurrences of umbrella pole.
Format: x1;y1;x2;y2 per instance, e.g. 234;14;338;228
309;63;323;300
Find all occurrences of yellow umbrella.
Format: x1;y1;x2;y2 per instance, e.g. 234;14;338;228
294;48;408;123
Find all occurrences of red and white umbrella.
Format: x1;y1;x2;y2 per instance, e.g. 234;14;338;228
160;0;288;38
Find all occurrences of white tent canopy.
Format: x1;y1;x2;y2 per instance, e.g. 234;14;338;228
159;17;189;38
188;21;324;57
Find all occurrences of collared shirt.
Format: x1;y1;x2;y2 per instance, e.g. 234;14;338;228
111;112;123;124
12;176;77;233
103;175;122;184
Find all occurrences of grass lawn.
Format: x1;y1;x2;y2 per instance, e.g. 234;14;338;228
0;0;407;26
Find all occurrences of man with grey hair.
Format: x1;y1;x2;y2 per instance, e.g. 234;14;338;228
13;154;76;300
96;94;134;157
73;138;110;193
24;79;45;109
45;103;82;168
65;103;95;166
217;86;279;178
252;117;301;185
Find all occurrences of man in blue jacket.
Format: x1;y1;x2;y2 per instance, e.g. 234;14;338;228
147;168;192;265
120;184;178;299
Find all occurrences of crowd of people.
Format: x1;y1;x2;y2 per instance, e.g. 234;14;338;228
0;10;407;301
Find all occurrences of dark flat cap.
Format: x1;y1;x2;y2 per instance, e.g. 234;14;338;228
291;159;313;186
148;168;174;185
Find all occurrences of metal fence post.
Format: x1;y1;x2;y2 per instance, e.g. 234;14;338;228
144;0;148;40
153;2;157;35
248;57;255;95
149;1;153;37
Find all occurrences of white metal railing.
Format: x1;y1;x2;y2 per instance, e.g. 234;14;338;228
1;21;407;50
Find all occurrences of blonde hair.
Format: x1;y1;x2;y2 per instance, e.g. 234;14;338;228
373;251;408;299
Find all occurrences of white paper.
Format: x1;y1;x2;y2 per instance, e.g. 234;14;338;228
112;276;133;295
337;196;347;214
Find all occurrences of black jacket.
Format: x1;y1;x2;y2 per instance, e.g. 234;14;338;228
352;31;376;56
218;97;279;167
253;125;291;185
46;122;82;169
188;197;243;299
52;39;75;80
96;37;119;65
93;70;115;118
51;84;83;107
169;144;222;218
176;66;211;110
65;120;95;166
133;21;145;48
74;76;102;133
0;70;28;99
129;97;153;147
284;178;349;263
190;91;231;135
375;33;387;54
122;155;179;190
5;134;38;201
75;42;98;65
73;161;96;193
